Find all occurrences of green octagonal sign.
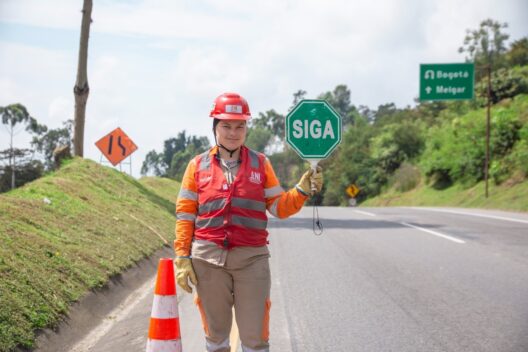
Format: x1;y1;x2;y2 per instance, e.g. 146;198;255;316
286;99;342;159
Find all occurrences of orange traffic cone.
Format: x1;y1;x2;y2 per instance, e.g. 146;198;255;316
146;258;182;352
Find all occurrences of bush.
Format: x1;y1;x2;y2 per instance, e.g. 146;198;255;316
389;162;421;192
509;125;528;177
475;66;528;106
491;105;522;157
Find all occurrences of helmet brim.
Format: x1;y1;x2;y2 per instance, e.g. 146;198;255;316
210;113;251;121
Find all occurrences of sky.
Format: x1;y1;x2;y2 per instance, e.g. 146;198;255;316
1;0;527;178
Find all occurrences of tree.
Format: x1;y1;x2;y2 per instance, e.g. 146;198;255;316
141;131;210;177
31;120;73;170
245;127;273;153
163;132;190;167
506;37;528;67
317;85;358;127
371;122;425;174
458;18;509;78
1;103;47;189
141;150;166;176
73;0;93;157
358;105;376;124
289;89;307;111
0;155;44;193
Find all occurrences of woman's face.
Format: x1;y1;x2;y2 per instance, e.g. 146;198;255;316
215;119;247;151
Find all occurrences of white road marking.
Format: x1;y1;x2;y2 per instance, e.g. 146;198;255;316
401;221;466;244
408;207;528;225
70;276;157;352
353;210;376;217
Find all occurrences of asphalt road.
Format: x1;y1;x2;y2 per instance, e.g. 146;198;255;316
67;206;528;352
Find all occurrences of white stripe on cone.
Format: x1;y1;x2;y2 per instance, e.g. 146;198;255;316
151;294;179;319
146;339;182;352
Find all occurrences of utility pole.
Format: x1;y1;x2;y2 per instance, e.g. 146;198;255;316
484;65;491;198
73;0;93;157
9;125;15;189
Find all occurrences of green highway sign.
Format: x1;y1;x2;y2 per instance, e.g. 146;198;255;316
420;63;475;101
286;99;342;159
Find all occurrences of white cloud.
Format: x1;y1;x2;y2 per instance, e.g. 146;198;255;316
48;96;72;124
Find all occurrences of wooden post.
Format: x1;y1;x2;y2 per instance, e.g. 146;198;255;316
73;0;93;157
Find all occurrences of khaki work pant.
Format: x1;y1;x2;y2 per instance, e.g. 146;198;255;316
192;246;271;352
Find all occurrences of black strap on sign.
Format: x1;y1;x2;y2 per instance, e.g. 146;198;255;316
312;200;323;236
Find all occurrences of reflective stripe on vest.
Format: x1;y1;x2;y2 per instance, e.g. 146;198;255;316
199;198;227;215
195;216;223;229
248;149;260;168
232;215;267;230
232;197;266;212
199;151;211;171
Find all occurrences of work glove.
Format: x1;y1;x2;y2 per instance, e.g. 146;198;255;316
296;166;323;196
175;257;197;294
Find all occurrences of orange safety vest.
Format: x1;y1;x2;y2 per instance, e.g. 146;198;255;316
193;146;268;248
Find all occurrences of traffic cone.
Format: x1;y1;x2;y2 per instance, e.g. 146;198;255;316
146;258;182;352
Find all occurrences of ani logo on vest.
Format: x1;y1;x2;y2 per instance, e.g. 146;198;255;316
249;171;262;184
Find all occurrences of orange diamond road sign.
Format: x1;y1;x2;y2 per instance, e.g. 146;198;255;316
95;127;138;166
346;184;360;198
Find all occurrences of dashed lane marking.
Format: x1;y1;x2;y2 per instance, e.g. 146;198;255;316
407;207;528;225
401;221;466;244
353;210;376;217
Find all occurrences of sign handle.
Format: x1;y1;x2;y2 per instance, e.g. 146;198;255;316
306;159;323;236
307;159;320;195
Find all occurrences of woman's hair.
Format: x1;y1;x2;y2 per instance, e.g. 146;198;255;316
212;118;221;134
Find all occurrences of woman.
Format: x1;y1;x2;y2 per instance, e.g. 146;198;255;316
174;92;322;352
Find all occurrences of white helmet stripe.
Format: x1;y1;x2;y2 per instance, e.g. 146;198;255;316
225;104;243;113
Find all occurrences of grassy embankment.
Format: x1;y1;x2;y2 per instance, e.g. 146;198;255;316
362;179;528;212
0;158;180;352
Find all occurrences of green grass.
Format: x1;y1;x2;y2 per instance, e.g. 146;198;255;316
0;158;179;351
362;178;528;212
138;176;181;205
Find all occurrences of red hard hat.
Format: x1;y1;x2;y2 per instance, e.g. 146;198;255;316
209;92;251;120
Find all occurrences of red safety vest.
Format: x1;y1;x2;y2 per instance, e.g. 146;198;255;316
193;146;268;248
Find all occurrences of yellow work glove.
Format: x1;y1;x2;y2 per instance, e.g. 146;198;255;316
296;166;323;196
175;257;197;294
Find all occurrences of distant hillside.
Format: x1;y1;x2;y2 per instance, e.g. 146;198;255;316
0;158;176;351
362;93;528;212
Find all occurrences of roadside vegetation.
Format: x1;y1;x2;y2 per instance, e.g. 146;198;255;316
141;20;528;210
3;19;526;212
0;158;179;351
362;178;528;212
